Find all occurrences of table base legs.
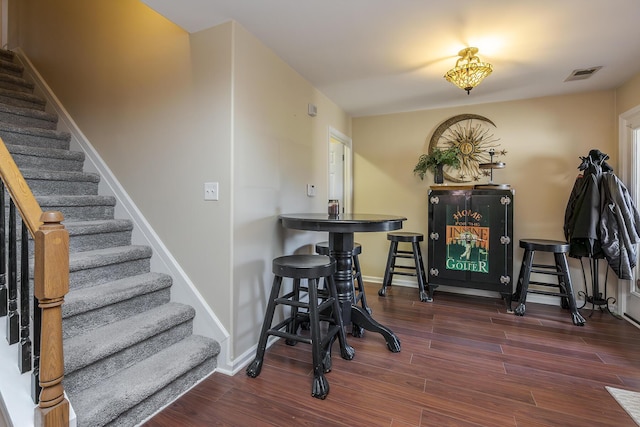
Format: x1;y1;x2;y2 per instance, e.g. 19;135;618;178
330;233;401;353
351;305;401;352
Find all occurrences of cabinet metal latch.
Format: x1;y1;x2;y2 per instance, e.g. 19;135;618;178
500;276;511;284
430;268;439;277
430;232;439;240
430;196;439;205
500;236;511;245
500;196;511;206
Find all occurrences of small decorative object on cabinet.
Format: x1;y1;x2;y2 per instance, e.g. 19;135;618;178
475;148;510;190
427;186;514;309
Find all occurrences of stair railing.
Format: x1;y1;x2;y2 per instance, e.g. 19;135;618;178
0;137;70;427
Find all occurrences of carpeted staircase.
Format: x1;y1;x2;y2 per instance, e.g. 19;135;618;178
0;49;220;426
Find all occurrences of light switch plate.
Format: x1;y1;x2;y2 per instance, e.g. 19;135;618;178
307;184;316;197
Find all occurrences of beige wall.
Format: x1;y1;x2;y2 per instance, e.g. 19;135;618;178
616;72;640;116
11;0;638;364
231;23;351;358
12;0;239;331
11;1;351;364
352;91;617;299
187;24;234;333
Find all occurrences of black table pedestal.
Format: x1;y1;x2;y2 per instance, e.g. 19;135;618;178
329;232;401;352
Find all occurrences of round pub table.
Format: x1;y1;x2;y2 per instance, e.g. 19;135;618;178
279;213;406;352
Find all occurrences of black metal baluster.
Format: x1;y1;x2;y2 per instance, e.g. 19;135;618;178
0;184;6;317
6;200;18;344
19;219;31;373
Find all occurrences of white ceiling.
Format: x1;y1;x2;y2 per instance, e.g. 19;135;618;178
141;0;640;117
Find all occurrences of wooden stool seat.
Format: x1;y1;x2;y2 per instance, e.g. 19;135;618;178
519;239;570;253
513;239;585;326
272;254;336;278
246;254;355;399
378;232;431;302
385;232;424;243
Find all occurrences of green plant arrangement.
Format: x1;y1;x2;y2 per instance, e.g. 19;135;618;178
413;146;461;182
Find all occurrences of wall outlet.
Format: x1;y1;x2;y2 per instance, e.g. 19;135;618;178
204;182;219;201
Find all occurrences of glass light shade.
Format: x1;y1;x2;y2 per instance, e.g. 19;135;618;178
444;47;493;94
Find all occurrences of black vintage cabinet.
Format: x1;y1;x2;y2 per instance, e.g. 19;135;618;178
427;187;514;309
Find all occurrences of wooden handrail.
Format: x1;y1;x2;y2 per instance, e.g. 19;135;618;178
0;137;69;427
0;138;43;234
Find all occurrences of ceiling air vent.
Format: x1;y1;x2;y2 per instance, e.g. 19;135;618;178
564;66;603;82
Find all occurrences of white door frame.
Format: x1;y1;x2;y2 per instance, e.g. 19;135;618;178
617;105;640;322
328;127;353;214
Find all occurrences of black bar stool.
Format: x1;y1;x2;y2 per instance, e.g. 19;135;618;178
378;232;430;302
513;239;586;326
315;241;369;313
246;254;355;399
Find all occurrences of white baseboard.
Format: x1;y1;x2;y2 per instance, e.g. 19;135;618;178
363;274;608;310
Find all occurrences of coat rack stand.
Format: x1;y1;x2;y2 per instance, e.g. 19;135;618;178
564;149;639;320
576;257;617;317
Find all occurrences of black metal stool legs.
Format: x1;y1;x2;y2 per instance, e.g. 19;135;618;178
306;276;329;397
323;274;356;363
513;249;534;314
555;252;586;326
247;255;355;399
379;240;397;297
379;232;432;302
413;241;430;302
286;278;302;345
513;239;585;326
246;275;284;379
351;252;369;312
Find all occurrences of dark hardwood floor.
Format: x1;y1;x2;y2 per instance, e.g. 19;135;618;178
144;283;640;426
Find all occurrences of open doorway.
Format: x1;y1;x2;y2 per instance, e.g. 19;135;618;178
328;127;352;214
618;106;640;324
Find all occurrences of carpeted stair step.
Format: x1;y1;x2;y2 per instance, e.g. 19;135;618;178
37;195;116;221
0;58;24;78
7;143;84;171
63;302;197;396
0;102;58;129
0;72;34;94
65;219;134;252
0;87;46;110
0;49;13;62
22;218;135;264
63;272;172;339
0;122;71;150
23;169;100;196
18;219;130;255
0;47;221;427
70;334;218;427
68;245;153;290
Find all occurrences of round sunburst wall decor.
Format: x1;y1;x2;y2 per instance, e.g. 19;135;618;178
428;114;504;183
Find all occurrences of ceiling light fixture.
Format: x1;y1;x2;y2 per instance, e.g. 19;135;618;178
444;47;493;94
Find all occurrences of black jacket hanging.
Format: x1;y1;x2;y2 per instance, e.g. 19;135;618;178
564;165;602;259
599;172;640;279
564;149;640;280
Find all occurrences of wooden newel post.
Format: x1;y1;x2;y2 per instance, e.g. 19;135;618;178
34;211;70;427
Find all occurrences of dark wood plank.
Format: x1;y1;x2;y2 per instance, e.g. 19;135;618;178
144;283;640;427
